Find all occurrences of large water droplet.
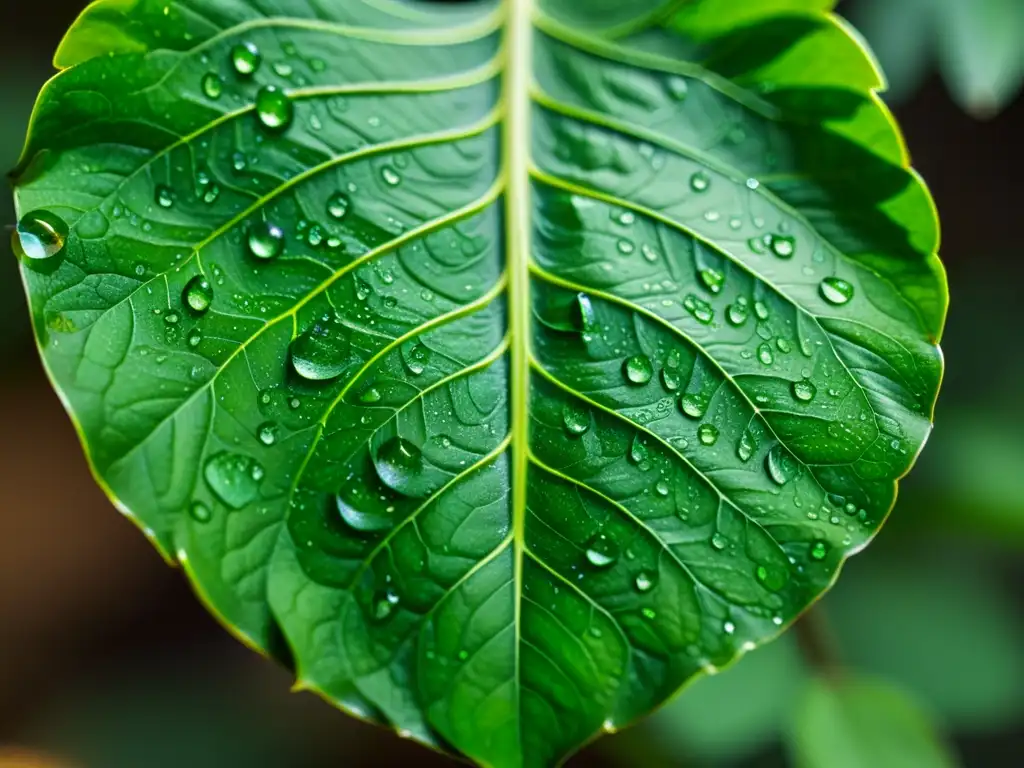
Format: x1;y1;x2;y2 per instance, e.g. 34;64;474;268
680;393;706;420
585;534;618;568
562;402;590;436
247;221;285;260
698;423;719;446
183;275;213;314
256;86;293;132
203;451;264;509
290;321;352;381
337;494;393;533
401;340;431;376
13;209;68;271
765;445;797;486
201;72;224;100
791;379;817;403
623;354;653;385
711;532;729;551
810;540;830;561
726;302;749;327
327;191;350;220
231;42;261;77
768;234;796;259
819;277;854;306
690;172;710;192
757;343;775;366
374;437;429;497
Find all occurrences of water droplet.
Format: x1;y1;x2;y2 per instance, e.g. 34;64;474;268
290;321;352;381
629;435;648;465
359;387;382;404
585;534;618;568
754;301;770;321
642;607;657;620
810;540;829;561
698;424;719;446
791;379;817;403
372;589;400;622
231;42;261;77
337;494;393;533
746;178;760;190
575;292;596;332
623;354;653;385
635;571;656;592
401;341;430;376
819;276;854;306
755;564;789;591
327;191;350;220
699;268;725;295
690;171;710;192
711;532;729;551
655;479;670;496
373;437;428;497
183;276;213;314
737;430;755;462
683;294;714;324
562;402;590;436
765;445;797;486
757;343;775;366
666;76;688;101
617;238;635;256
203;451;264;509
255;85;293;132
201;72;223;100
726;302;749;326
156;185;175;208
187;328;203;348
247;221;285;260
189;501;212;523
680;394;706;420
257;422;277;446
381;166;401;186
12;209;68;271
768;234;796;259
723;620;736;635
661;368;680;391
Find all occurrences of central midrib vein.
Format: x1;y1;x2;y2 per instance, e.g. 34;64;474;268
505;0;533;740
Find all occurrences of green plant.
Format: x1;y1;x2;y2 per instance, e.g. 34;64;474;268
10;1;949;766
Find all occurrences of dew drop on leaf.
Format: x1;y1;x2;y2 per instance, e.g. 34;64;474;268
726;301;749;327
623;354;653;385
183;275;213;314
187;328;202;348
327;191;350;220
757;342;775;366
255;86;293;132
189;501;212;524
401;341;430;376
711;532;729;551
697;424;719;446
289;321;352;381
690;171;710;192
680;394;706;420
635;571;656;592
337;493;393;533
374;437;426;497
231;41;261;77
562;402;590;436
768;234;796;259
792;379;817;403
372;589;400;622
381;166;402;186
655;479;670;496
574;293;596;332
629;435;648;465
666;76;688;101
585;534;618;568
155;185;175;208
247;221;285;260
810;540;830;561
201;72;223;100
12;209;68;271
203;451;264;509
819;276;855;306
257;422;277;446
699;268;725;294
660;368;680;392
765;445;797;486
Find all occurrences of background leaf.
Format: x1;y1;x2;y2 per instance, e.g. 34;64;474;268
789;676;957;768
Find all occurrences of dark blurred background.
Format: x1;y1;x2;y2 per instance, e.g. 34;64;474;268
1;1;1021;766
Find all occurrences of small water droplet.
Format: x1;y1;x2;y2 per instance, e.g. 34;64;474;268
791;379;817;403
754;301;770;321
401;340;430;376
699;268;725;294
336;492;393;533
768;234;796;259
12;209;68;271
372;589;400;622
257;422;277;446
623;354;653;385
359;387;382;404
189;501;212;524
698;424;719;446
711;532;729;551
201;72;223;100
690;171;710;192
155;185;175;208
617;238;635;256
737;430;756;462
661;368;680;392
757;343;775;366
183;275;213;314
629;435;648;465
655;479;670;496
642;607;657;620
381;166;401;186
247;221;285;259
562;402;590;436
585;534;618;568
810;540;829;561
723;621;736;634
765;445;797;486
203;452;264;509
327;191;350;220
635;571;656;592
231;42;261;77
666;76;688;101
255;86;293;132
726;302;749;326
680;394;706;420
819;276;855;306
187;328;203;348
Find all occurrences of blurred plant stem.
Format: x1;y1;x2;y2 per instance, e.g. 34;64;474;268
794;608;842;678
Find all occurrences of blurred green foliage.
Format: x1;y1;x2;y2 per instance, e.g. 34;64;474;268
850;0;1024;118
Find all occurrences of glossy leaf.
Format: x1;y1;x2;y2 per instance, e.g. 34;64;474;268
789;676;957;768
11;0;946;765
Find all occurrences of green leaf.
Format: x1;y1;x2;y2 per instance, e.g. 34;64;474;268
789;676;958;768
10;0;946;766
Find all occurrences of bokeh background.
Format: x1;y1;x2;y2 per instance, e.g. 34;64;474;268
1;1;1022;766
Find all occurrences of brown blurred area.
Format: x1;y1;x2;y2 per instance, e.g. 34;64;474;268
1;1;1022;768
